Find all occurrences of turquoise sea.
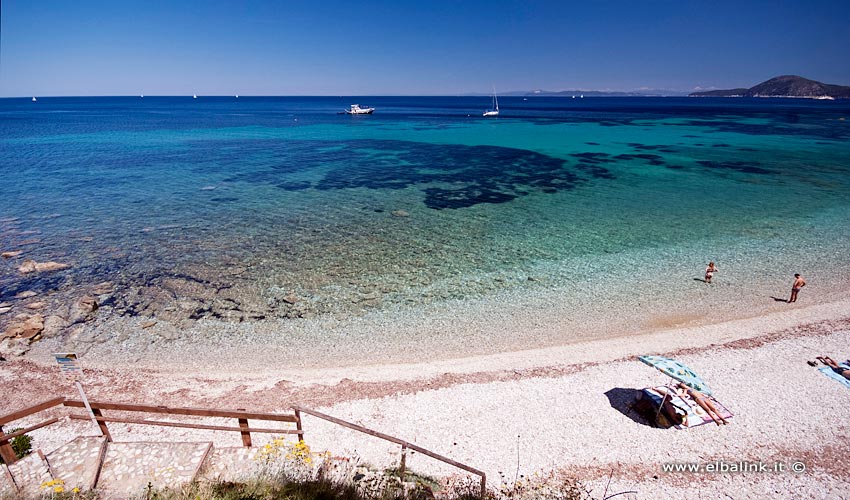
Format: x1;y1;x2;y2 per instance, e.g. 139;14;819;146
2;96;850;350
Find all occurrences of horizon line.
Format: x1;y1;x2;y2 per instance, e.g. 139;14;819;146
4;93;693;99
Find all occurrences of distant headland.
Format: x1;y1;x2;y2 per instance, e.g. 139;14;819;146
689;75;850;99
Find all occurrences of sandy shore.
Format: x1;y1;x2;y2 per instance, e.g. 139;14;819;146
2;297;850;499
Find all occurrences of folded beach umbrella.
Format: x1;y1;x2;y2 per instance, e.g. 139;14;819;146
639;355;712;395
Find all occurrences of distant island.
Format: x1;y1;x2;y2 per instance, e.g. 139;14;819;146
502;89;688;97
689;75;850;99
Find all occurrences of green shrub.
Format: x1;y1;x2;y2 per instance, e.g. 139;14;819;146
0;428;33;464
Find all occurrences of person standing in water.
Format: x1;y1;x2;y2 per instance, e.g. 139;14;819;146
789;273;806;302
704;261;718;284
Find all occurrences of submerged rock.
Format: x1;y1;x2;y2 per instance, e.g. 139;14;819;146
77;296;98;314
1;250;23;258
14;291;37;300
42;314;67;338
18;259;71;274
91;281;114;297
2;314;44;341
391;210;410;218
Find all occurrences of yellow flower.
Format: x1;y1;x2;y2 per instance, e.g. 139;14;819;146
41;478;65;489
54;486;65;493
73;487;80;493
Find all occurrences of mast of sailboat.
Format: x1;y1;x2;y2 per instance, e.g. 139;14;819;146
493;86;499;111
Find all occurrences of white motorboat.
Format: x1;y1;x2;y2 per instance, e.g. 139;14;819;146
483;86;499;117
345;104;375;114
32;97;37;102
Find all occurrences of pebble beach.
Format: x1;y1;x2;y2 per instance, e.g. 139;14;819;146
2;294;849;499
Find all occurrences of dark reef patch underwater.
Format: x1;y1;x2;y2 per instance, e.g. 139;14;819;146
222;139;599;209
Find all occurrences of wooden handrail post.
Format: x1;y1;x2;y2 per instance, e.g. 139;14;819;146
0;425;18;465
2;460;18;491
398;445;407;481
294;409;304;443
37;449;56;479
237;409;251;447
480;474;487;499
91;409;112;442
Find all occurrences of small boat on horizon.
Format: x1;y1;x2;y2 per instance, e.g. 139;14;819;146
193;94;197;99
345;104;374;114
32;97;37;102
483;86;499;117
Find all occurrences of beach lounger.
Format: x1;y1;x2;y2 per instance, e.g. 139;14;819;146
641;386;733;429
818;363;850;389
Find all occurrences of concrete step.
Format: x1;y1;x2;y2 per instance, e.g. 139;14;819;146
95;441;212;497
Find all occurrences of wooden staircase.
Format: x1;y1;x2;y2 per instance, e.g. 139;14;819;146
1;398;486;498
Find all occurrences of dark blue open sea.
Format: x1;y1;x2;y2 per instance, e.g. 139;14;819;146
2;96;850;346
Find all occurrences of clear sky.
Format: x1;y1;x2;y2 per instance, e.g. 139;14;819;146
2;0;849;96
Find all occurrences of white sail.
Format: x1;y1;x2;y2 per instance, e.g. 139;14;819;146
483;86;499;117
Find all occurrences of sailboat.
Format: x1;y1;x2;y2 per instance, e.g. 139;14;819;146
193;94;198;99
483;86;499;117
32;97;37;102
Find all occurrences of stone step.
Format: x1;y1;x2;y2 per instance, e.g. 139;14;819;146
198;446;263;483
1;450;52;498
45;436;108;492
0;466;15;496
95;441;212;497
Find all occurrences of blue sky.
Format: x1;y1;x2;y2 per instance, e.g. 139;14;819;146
2;0;849;96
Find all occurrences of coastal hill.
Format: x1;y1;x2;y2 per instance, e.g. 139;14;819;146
689;75;850;98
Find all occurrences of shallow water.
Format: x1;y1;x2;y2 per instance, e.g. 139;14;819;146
2;96;850;340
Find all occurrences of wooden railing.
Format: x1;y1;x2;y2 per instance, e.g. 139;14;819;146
293;405;486;498
0;397;66;464
62;400;304;447
0;397;303;464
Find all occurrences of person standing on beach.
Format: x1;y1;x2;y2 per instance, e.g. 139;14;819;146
704;261;718;284
789;273;806;303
